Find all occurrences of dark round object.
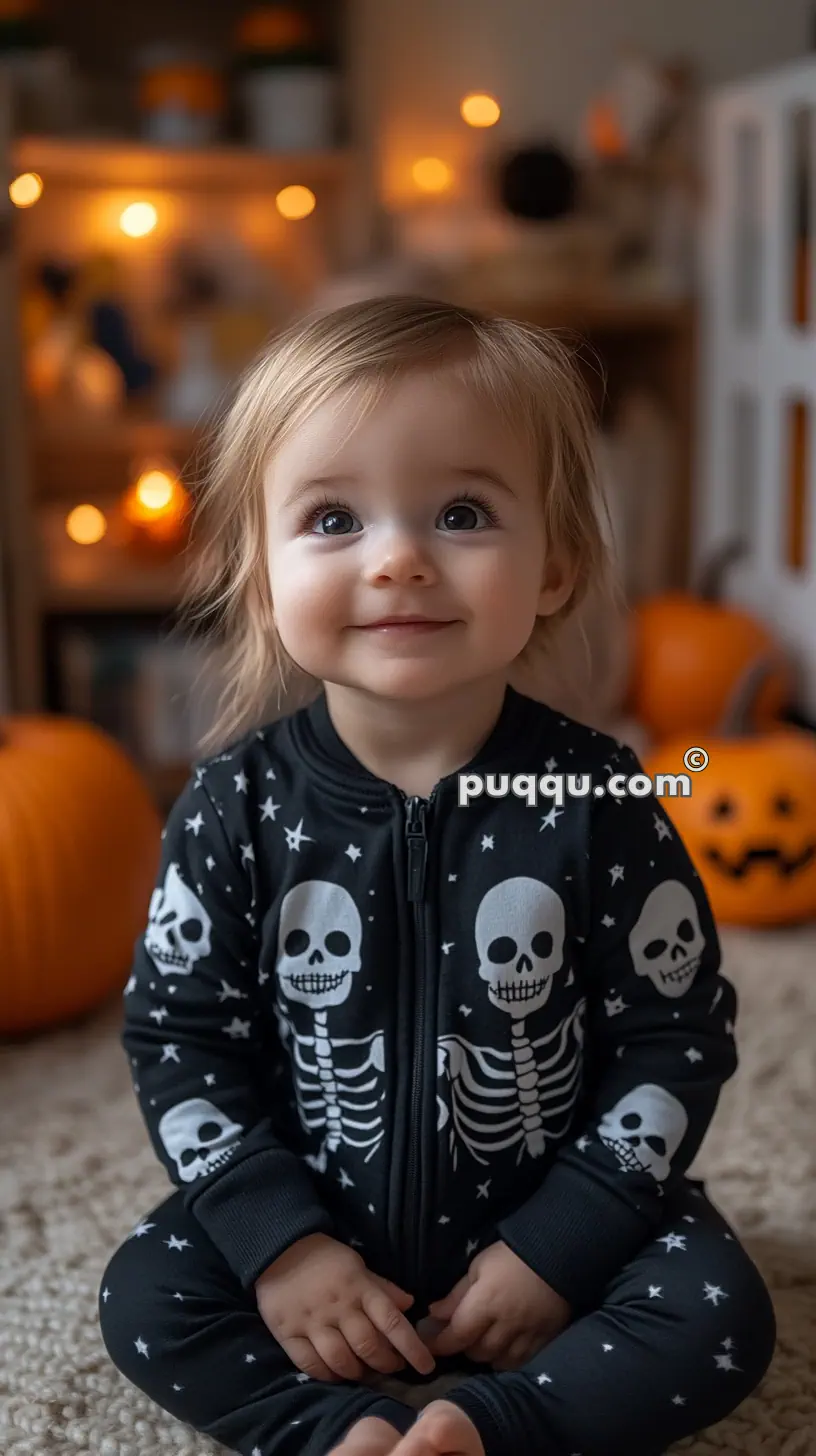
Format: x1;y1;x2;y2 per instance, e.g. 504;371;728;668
497;145;578;221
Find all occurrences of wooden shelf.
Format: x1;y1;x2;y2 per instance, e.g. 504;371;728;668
31;413;205;501
451;289;692;335
37;500;186;613
12;135;353;191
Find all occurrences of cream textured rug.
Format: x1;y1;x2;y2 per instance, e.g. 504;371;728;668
1;926;814;1456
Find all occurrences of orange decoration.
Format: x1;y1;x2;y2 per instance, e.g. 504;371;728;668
587;99;627;159
236;5;317;52
0;715;162;1034
645;660;816;926
139;65;224;115
627;543;790;740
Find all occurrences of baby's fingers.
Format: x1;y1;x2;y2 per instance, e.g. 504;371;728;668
363;1287;436;1375
426;1299;491;1358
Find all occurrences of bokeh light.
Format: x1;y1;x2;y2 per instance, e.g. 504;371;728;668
411;157;453;193
275;185;316;220
9;172;43;208
460;94;501;127
119;201;158;237
66;504;107;545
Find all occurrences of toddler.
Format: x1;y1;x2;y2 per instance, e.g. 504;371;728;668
99;295;776;1456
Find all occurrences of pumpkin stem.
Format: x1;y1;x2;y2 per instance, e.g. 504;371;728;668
719;654;777;735
696;539;747;602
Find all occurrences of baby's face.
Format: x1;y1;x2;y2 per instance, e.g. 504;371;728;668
264;366;572;702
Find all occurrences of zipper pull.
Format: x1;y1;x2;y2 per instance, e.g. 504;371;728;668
405;796;428;902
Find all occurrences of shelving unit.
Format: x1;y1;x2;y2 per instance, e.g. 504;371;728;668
0;116;367;808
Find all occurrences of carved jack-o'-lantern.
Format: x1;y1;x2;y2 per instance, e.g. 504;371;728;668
644;659;816;927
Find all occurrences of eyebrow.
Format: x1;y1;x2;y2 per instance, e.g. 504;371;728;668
281;465;515;508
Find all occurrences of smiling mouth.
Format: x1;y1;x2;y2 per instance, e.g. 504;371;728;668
704;842;816;878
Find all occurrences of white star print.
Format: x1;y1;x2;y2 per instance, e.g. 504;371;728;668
217;981;244;1002
682;1215;696;1224
448;873;457;881
575;1135;591;1152
185;812;204;836
540;805;563;830
481;834;494;851
604;995;628;1017
477;1180;491;1198
438;1215;450;1225
148;1006;169;1025
224;1017;251;1038
135;1337;149;1357
658;1232;687;1253
721;1337;735;1351
609;864;624;884
128;1220;155;1239
266;768;276;780
285;819;313;852
102;1287;110;1302
345;844;362;862
602;1343;614;1352
601;913;616;928
234;771;248;793
245;1353;257;1364
160;1043;180;1063
458;1004;472;1016
648;1285;663;1299
204;1073;216;1086
537;1373;552;1385
703;1283;728;1306
165;1235;192;1252
261;797;280;822
441;941;455;955
338;1168;355;1189
545;757;557;771
173;1382;184;1391
654;813;672;841
672;1395;686;1406
685;1047;703;1063
124;973;136;995
173;1292;184;1301
205;855;215;870
240;843;255;864
466;1238;479;1256
714;1353;741;1371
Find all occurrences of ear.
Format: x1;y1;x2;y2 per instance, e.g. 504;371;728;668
537;548;578;618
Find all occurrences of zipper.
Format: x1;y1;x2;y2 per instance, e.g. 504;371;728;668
399;791;432;1307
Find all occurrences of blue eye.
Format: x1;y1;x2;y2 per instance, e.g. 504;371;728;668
313;508;359;536
439;493;500;530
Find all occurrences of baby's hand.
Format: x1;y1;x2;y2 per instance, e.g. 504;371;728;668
424;1241;570;1371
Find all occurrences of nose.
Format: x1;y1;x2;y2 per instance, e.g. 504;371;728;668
364;523;437;586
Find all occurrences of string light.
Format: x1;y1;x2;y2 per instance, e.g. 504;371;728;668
65;504;107;545
119;202;158;237
9;172;43;207
275;185;316;220
460;94;501;127
411;158;452;193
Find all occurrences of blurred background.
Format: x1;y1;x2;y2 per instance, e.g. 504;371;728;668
2;0;816;809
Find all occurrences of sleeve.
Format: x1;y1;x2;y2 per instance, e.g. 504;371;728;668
121;771;335;1290
496;743;738;1313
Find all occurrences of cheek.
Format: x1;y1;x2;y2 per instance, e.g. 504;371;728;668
269;546;351;629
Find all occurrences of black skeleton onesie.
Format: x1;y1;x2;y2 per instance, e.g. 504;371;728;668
99;685;776;1456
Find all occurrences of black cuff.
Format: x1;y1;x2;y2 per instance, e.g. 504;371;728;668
444;1375;550;1456
497;1158;652;1312
189;1146;336;1289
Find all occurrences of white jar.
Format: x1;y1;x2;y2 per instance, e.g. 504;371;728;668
241;66;335;151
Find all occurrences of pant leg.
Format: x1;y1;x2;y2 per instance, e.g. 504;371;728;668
444;1178;777;1456
97;1188;418;1456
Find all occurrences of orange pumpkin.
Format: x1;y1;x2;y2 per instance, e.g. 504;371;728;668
644;660;816;927
0;715;162;1035
628;541;790;740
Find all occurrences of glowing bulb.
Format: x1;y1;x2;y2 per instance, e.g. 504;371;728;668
9;172;43;208
275;185;316;220
66;504;107;545
135;469;175;513
460;93;501;127
119;201;158;237
411;157;452;193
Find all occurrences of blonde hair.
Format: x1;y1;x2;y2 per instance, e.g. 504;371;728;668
183;293;623;752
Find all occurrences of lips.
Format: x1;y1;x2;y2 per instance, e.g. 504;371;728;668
362;618;452;627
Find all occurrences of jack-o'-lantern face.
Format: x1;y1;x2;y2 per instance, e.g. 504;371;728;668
645;729;816;927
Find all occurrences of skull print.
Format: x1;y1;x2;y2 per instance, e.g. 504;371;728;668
145;863;212;976
475;877;566;1017
598;1084;688;1182
158;1097;244;1183
629;879;705;999
276;880;362;1009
